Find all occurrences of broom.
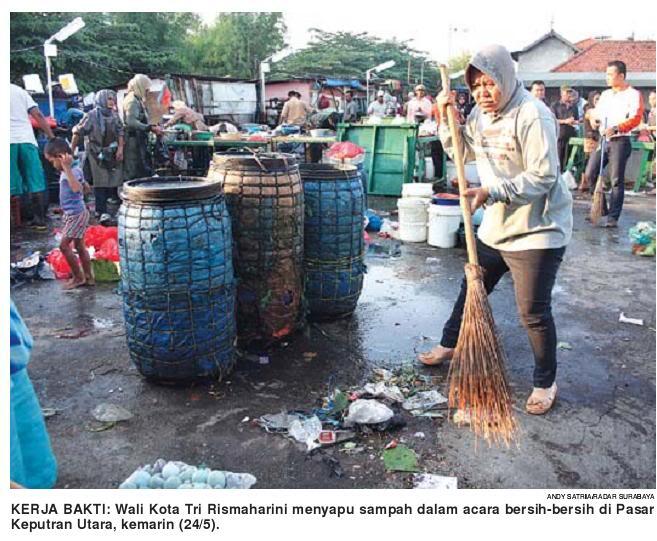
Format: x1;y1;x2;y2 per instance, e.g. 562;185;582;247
590;126;608;225
439;65;517;445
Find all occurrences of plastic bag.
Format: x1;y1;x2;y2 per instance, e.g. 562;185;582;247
343;399;394;426
326;142;365;161
46;249;75;279
84;225;118;250
96;238;119;262
629;221;656;256
562;170;577;190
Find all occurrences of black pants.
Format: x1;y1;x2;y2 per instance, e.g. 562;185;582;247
584;137;632;220
441;239;565;388
94;187;118;216
430;140;444;178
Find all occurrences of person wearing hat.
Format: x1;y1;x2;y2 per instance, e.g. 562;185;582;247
280;90;311;126
550;85;579;171
367;90;388;118
406;84;433;123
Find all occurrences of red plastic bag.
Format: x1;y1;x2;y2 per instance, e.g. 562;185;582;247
326;142;365;160
46;249;76;279
96;238;119;262
84;225;118;250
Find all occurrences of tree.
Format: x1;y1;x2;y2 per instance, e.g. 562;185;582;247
10;12;201;92
272;30;440;91
183;13;287;78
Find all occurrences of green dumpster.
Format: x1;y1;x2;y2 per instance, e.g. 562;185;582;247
337;122;417;196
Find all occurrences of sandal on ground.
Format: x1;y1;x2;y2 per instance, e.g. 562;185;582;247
526;383;558;415
417;345;454;366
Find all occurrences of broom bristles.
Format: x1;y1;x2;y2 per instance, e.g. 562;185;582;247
590;175;606;225
447;264;517;446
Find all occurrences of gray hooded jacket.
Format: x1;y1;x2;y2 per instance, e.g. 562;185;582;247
439;44;573;251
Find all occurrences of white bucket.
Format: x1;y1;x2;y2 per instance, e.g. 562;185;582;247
397;197;429;242
428;203;462;248
445;161;480;186
424;158;435;180
402;182;433;199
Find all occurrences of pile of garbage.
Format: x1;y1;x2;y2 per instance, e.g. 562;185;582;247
119;459;256;489
629;221;656;257
11;251;55;284
255;366;448;453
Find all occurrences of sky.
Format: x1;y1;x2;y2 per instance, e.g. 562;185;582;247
198;0;656;64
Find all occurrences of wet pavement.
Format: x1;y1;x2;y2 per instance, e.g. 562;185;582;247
10;193;656;489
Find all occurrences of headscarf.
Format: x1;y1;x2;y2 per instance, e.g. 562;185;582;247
465;44;521;114
127;74;152;100
94;89;117;117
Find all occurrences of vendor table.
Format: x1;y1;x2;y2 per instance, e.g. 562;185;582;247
270;135;337;164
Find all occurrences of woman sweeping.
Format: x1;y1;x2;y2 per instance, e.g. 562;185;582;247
122;74;162;181
419;45;573;415
71;89;124;223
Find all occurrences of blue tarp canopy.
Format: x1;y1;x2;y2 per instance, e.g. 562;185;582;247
323;78;365;90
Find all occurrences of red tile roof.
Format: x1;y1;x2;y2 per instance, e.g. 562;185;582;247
574;38;599;50
552;40;656;73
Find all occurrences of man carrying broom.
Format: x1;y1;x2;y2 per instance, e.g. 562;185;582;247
419;44;573;416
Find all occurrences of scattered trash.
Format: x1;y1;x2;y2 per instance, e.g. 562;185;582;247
425;257;441;273
42;408;58;418
373;368;393;382
557;341;573;350
365;209;382;232
619;312;644;326
256;411;305;433
342;442;357;451
92;403;134;423
288;416;323;451
241;416;250;423
259;355;270;365
11;252;55;283
384;439;398;450
414;432;426;439
119;460;256;489
413;473;458;489
361;381;405;403
343;399;394;426
383;445;420;472
303;352;317;361
629;222;656;256
367;240;402;259
86;421;117;432
321;455;344;478
402;390;448;414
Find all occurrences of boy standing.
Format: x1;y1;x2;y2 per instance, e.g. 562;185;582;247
44;138;94;289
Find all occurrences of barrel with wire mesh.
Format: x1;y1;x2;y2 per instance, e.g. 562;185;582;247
118;177;236;381
207;152;304;343
300;164;365;319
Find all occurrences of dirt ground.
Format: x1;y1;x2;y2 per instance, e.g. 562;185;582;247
10;193;656;489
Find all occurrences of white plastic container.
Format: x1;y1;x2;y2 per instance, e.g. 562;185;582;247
428;203;462;248
397;197;429;242
401;182;433;199
424;158;435;180
445;161;480;186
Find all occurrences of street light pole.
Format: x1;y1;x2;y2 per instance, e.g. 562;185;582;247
43;17;85;118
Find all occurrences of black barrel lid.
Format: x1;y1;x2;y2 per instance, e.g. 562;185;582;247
299;163;359;180
211;151;297;172
121;176;222;203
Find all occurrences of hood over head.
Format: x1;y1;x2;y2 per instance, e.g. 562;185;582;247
127;74;152;100
465;44;521;111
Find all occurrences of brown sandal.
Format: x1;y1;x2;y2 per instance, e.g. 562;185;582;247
417;345;454;366
526;383;558;415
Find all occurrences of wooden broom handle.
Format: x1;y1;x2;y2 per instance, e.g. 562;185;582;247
439;64;479;266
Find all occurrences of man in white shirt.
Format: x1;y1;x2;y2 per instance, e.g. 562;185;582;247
367;90;387;117
585;60;644;227
406;84;433;123
10;83;54;229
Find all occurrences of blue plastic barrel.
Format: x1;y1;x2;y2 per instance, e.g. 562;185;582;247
300;164;365;318
118;177;236;381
